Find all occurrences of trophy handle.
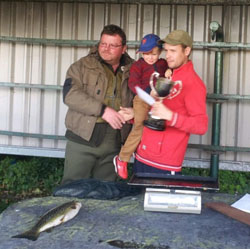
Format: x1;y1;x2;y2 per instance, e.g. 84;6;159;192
167;80;182;99
149;72;160;92
173;80;182;87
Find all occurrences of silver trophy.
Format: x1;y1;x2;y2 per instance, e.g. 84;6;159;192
144;72;182;131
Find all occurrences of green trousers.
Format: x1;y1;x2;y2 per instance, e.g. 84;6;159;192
61;126;121;184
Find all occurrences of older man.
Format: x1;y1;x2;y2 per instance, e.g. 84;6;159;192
134;30;208;175
62;24;134;184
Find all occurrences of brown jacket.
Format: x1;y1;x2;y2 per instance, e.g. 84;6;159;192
63;47;134;142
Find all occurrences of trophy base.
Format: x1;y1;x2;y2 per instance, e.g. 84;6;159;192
144;118;165;131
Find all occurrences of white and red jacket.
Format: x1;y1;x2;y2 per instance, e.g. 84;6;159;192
135;61;208;172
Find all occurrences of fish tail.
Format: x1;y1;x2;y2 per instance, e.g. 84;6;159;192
12;230;39;241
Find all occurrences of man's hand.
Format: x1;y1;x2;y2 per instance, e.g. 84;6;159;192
102;107;126;129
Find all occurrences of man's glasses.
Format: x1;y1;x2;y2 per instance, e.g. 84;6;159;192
99;42;123;49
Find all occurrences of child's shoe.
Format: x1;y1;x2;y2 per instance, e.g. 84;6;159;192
113;155;128;179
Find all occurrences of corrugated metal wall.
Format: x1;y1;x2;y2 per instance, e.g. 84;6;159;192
0;1;250;170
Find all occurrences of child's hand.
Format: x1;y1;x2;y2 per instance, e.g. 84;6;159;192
150;89;159;100
118;107;134;121
165;69;172;79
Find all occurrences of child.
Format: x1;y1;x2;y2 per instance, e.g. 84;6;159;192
113;33;172;179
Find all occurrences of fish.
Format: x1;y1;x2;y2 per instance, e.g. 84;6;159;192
12;200;82;241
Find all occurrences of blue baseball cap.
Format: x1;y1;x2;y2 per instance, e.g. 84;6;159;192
137;34;162;53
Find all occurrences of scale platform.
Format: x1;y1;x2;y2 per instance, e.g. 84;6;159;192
129;174;219;214
144;188;202;214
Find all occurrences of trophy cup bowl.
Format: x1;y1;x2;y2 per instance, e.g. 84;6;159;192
144;72;175;131
154;77;173;97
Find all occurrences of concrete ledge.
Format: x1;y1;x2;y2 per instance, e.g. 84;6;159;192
183;158;250;172
0;145;250;172
0;145;65;158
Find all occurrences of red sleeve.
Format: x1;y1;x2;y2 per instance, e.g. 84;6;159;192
167;79;208;135
128;61;142;94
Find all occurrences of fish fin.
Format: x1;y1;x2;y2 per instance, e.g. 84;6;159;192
71;203;77;209
45;228;53;233
12;230;39;241
60;216;65;222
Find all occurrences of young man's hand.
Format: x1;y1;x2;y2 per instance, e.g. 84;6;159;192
151;101;173;121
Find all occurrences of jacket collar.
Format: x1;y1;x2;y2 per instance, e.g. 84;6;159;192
173;60;193;75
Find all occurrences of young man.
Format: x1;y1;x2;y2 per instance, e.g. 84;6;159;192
61;24;134;184
134;30;208;175
113;34;170;179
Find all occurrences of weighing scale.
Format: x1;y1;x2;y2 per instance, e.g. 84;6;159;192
129;173;219;214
